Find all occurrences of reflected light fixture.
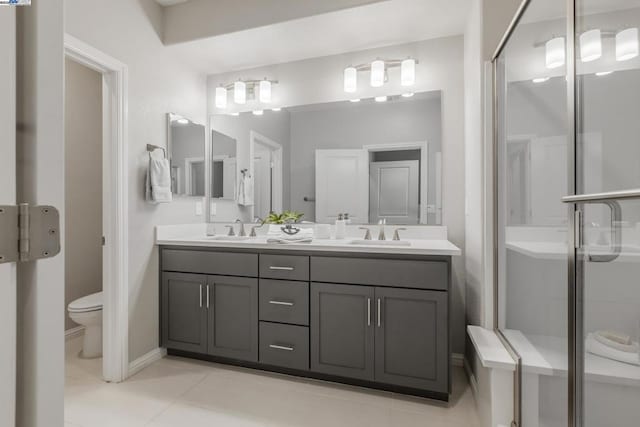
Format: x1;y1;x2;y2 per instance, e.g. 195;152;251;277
252;110;264;116
259;79;271;103
532;77;550;83
580;29;602;62
350;99;361;103
215;86;227;109
616;28;639;61
374;95;387;102
370;60;385;87
344;66;357;93
545;37;565;69
402;92;415;98
234;80;246;104
400;58;416;86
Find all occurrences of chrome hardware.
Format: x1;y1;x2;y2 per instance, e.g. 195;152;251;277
359;227;372;240
0;203;61;264
199;284;203;308
250;219;265;237
235;219;246;237
268;300;294;306
225;225;236;236
392;227;407;241
367;298;371;326
377;219;386;241
377;298;381;327
206;285;210;309
269;344;294;351
561;188;640;203
269;266;294;271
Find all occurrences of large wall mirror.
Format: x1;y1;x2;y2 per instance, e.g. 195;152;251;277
208;90;443;225
167;113;206;197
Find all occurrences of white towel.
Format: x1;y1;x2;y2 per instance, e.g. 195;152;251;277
237;173;254;206
586;333;639;366
267;225;314;238
145;151;172;203
266;237;313;244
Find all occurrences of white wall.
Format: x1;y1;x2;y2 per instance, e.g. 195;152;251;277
65;0;208;362
208;36;468;353
64;59;103;331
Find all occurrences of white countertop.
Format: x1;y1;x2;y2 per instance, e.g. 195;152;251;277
156;235;461;256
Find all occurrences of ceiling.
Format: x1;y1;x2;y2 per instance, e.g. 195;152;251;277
164;0;471;74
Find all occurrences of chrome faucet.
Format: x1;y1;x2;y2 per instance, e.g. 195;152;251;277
377;219;386;241
225;225;236;236
250;218;265;237
392;227;407;241
359;227;372;240
235;219;246;237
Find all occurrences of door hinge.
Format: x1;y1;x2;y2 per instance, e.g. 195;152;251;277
0;203;61;264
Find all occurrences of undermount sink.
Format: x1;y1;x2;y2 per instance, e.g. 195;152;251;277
205;235;253;241
350;239;411;247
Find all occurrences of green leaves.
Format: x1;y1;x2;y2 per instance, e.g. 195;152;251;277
265;210;304;224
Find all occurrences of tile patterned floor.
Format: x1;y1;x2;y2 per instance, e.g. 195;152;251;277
65;338;480;427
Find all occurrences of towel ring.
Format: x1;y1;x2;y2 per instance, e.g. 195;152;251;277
146;144;167;159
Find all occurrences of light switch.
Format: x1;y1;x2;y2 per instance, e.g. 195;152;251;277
195;200;203;216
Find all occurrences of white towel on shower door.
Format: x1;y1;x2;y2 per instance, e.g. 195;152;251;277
237;173;254;206
145;151;173;203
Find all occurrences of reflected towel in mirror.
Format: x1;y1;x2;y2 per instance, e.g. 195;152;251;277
237;171;254;206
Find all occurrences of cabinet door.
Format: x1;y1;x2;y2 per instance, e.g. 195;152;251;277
374;287;448;392
310;283;374;381
207;275;258;362
161;272;207;353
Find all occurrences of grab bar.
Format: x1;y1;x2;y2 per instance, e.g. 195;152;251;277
562;188;640;203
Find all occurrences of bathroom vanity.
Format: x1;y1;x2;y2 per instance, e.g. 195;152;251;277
158;236;459;400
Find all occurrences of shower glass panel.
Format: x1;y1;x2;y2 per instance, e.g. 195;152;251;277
496;0;569;425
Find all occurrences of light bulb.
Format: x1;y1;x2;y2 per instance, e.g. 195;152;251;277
580;29;602;62
374;95;387;102
370;60;385;87
215;86;227;109
234;80;246;104
400;58;415;86
252;110;264;116
344;66;357;93
259;79;271;103
545;37;565;69
616;28;639;61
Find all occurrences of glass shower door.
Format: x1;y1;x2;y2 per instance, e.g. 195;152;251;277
574;1;640;426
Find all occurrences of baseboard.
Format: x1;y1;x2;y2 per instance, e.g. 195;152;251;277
65;326;84;341
452;352;464;367
463;356;479;398
128;347;167;377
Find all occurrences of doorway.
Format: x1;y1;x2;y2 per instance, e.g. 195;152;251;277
250;131;283;219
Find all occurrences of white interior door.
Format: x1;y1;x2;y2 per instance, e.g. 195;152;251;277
315;149;369;224
0;8;17;427
369;160;419;224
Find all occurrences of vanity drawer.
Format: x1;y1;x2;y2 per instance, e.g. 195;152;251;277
162;249;258;277
259;322;309;371
259;254;309;281
310;256;448;291
259;279;309;326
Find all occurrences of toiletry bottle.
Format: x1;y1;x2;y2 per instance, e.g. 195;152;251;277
335;213;346;239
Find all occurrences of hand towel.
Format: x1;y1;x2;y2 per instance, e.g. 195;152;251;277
266;236;313;244
237;172;254;206
586;333;639;366
267;225;314;238
146;151;172;203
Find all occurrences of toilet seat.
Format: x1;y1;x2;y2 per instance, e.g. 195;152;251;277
68;291;103;313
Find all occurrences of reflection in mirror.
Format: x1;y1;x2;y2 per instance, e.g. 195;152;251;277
209;91;442;225
211;130;237;200
167;113;206;197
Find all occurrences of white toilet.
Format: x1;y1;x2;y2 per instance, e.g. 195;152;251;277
68;291;103;358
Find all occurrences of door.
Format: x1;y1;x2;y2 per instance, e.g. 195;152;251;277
374;287;448;392
310;283;375;381
315;149;369;223
207;275;258;362
0;8;16;426
161;272;208;353
369;160;419;224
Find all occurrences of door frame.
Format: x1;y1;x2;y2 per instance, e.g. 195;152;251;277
363;141;429;224
250;130;283;214
64;34;130;383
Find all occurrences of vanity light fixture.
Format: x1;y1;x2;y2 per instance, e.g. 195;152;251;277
400;58;416;86
344;66;357;93
545;37;565;69
349;98;361;103
234;80;247;104
252;110;264;116
370;59;385;87
215;86;227;109
616;28;639;61
532;77;550;83
374;95;388;102
401;92;415;98
259;79;272;103
580;29;602;62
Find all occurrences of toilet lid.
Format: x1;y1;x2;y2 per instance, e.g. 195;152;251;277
68;291;103;312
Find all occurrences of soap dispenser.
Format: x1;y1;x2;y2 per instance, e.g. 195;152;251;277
335;213;346;239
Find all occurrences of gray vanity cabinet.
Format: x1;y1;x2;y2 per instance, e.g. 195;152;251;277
207;275;259;362
161;272;208;354
310;283;375;381
374;287;448;392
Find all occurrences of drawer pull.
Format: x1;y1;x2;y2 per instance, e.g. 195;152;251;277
269;266;295;271
269;300;294;306
269;344;294;351
199;284;203;308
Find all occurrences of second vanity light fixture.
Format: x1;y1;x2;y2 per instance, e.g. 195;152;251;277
343;57;417;93
215;78;278;109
